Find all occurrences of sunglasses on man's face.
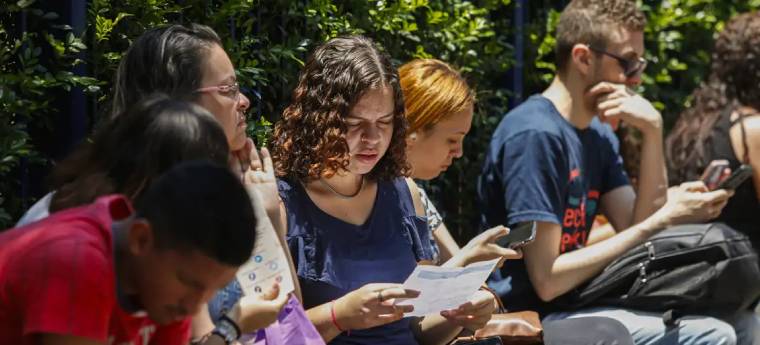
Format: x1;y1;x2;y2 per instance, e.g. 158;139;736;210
588;46;648;78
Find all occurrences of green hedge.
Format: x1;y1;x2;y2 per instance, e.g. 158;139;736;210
1;1;758;244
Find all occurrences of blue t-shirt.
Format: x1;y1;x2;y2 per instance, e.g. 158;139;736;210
477;95;629;315
279;177;434;345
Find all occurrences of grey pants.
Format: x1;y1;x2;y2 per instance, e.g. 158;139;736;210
543;316;635;345
545;307;760;345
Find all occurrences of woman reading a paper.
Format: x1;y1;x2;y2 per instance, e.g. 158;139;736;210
271;35;496;345
398;58;635;345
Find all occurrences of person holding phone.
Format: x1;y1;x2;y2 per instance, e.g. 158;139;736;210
400;58;636;345
477;1;756;344
400;58;523;268
667;11;760;255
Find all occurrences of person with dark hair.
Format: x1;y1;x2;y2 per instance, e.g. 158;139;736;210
111;24;222;116
272;35;495;345
17;94;230;225
111;23;252;177
401;58;635;345
399;59;633;345
103;24;310;345
14;95;287;345
477;0;751;344
666;12;760;251
0;160;256;345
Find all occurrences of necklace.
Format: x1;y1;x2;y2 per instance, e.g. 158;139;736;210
319;176;364;199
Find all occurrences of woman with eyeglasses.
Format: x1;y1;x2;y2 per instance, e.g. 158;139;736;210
116;24;323;345
17;23;320;345
110;24;253;176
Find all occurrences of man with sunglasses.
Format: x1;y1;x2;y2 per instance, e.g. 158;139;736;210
478;1;744;344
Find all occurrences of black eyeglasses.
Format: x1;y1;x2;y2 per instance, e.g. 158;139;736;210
588;45;647;78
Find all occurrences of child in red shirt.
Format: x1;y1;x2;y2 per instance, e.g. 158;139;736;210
0;160;257;345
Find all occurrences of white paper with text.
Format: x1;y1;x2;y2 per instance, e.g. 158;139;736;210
236;191;295;296
396;259;499;317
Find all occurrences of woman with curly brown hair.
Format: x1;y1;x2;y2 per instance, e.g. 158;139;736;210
666;12;760;252
272;36;496;345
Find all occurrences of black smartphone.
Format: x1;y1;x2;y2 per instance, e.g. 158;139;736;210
716;164;753;190
701;159;730;191
496;221;537;249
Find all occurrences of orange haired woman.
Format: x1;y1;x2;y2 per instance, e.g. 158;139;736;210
399;58;636;345
400;58;520;267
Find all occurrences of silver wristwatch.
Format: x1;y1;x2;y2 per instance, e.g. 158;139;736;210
211;315;241;345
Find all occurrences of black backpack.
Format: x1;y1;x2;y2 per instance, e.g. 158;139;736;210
554;223;760;321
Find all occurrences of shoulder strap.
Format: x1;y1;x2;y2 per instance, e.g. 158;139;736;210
734;109;758;164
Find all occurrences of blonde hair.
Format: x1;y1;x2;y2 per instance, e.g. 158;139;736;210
399;59;475;133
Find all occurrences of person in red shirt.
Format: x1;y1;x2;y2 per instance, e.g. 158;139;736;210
0;159;257;345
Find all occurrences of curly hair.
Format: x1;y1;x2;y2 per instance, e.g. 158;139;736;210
666;12;760;184
399;59;475;134
272;35;408;182
556;0;646;71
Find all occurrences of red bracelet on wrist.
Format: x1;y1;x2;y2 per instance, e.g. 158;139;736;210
330;300;350;335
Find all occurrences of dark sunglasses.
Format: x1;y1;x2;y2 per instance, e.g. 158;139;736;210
588;45;647;78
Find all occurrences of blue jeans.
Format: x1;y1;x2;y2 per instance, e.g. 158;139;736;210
207;279;244;324
545;307;760;345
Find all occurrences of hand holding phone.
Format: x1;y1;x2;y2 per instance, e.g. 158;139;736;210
496;221;537;249
447;226;523;267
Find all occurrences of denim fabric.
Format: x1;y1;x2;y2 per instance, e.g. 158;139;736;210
208;283;325;345
208;279;244;322
544;306;760;345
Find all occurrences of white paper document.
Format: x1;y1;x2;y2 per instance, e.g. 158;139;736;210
396;259;499;317
236;191;295;296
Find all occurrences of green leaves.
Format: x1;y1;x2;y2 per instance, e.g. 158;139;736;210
529;1;756;130
94;12;132;42
3;0;754;239
0;1;101;228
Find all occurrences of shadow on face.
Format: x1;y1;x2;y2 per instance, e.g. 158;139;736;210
128;223;238;324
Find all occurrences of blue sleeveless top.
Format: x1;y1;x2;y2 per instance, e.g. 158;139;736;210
279;177;434;345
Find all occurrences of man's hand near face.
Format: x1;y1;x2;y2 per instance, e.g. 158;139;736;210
588;82;662;136
588;81;669;228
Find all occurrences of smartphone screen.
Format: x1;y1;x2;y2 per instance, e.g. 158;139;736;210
496;221;537;249
717;164;753;190
701;159;730;191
